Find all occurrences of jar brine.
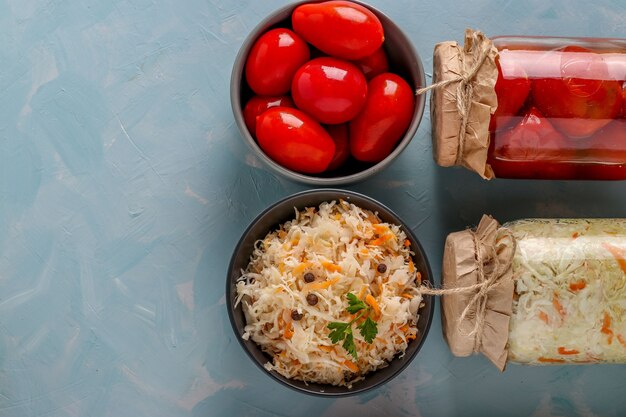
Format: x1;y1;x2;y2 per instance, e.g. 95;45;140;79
441;216;626;370
430;30;626;180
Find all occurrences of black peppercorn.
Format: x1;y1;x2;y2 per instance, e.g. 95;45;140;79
306;293;318;306
303;272;315;283
291;310;303;321
377;263;387;273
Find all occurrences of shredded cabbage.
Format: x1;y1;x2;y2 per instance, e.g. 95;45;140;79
235;200;423;386
507;219;626;364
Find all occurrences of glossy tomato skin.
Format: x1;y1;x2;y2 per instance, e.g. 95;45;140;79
292;1;384;60
585;119;626;164
326;124;350;171
245;28;310;96
354;47;389;80
256;108;335;174
350;73;415;163
291;57;368;125
488;107;577;179
490;57;531;131
243;95;294;136
532;46;622;138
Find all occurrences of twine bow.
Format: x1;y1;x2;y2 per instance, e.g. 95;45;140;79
419;227;516;353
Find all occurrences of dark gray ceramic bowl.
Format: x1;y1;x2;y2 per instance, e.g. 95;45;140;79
230;1;426;185
226;189;434;397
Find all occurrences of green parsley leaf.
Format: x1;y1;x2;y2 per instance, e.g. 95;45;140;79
342;330;358;360
346;292;367;314
327;321;350;343
357;316;378;344
327;293;380;359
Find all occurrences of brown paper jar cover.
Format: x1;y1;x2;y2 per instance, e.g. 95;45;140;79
430;29;498;179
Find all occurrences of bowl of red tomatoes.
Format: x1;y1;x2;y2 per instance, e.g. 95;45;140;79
230;0;426;185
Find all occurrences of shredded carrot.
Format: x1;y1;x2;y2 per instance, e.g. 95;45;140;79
399;324;409;333
291;359;300;366
373;224;389;235
416;271;422;284
290;238;300;246
322;261;342;273
283;324;294;340
401;293;413;299
538;357;566;364
319;345;334;353
538;311;549;325
334;214;342;221
602;242;626;275
366;212;380;224
292;262;311;276
406;332;417;341
278;230;287;239
404;239;411;247
558;347;580;355
360;248;369;255
569;280;586;292
357;286;367;299
278;263;285;274
601;311;614;344
408;259;415;273
274;287;284;294
618;334;626;348
365;294;381;318
307;277;340;291
553;294;565;317
572;232;579;239
370;233;393;246
343;360;359;373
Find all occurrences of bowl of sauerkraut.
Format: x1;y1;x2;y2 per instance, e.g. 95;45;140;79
226;189;434;396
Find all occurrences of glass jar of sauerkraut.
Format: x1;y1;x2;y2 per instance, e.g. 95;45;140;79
430;30;626;180
441;215;626;370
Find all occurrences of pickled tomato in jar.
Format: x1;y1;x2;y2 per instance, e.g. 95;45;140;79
430;31;626;180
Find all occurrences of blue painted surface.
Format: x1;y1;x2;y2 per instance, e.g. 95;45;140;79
1;0;626;416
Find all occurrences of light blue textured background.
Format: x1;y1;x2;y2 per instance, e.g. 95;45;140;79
1;0;626;416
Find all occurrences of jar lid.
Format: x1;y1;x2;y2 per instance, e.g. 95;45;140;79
430;29;498;179
441;215;515;370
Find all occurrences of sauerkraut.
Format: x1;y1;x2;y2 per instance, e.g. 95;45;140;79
507;219;626;364
235;200;423;386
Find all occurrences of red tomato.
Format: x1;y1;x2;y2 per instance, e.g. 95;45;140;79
491;107;570;161
622;87;626;117
326;124;350;171
292;1;384;60
488;107;577;179
291;57;367;125
585;119;626;163
245;28;310;95
256;108;335;174
490;57;531;131
354;47;389;80
532;46;622;138
243;95;295;136
349;73;414;163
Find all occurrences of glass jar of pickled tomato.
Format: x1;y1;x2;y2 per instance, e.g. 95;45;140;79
430;30;626;180
441;215;626;370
